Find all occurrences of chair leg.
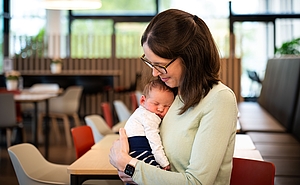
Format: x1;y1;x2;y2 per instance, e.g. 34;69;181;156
62;115;72;148
6;128;12;147
72;113;81;127
51;116;61;143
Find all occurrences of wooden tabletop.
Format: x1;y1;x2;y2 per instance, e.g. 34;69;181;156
68;134;119;175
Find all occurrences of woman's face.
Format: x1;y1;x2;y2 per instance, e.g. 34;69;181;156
143;44;183;89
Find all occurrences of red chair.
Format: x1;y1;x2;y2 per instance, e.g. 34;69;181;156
130;92;138;111
230;157;275;185
71;125;95;159
101;102;114;128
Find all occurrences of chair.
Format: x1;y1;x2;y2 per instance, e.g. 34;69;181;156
8;143;69;185
39;86;83;148
101;102;114;128
71;126;124;185
0;93;24;147
130;92;138;111
21;83;60;114
29;83;60;93
84;115;115;143
71;125;95;159
113;100;131;122
230;157;275;185
0;88;23;123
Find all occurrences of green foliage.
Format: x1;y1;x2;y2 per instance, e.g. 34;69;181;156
14;28;46;58
275;38;300;55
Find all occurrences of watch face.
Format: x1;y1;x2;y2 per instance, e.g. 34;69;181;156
124;164;135;177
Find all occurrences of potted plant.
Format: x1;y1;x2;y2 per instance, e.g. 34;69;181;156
50;58;63;74
275;37;300;56
5;70;21;90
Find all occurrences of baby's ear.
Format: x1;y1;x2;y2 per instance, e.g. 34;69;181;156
140;95;146;105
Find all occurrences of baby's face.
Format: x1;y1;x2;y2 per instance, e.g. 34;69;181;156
140;88;174;119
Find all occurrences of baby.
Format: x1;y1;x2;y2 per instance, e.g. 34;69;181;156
124;79;175;170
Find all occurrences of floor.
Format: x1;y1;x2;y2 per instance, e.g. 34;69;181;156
1;117;300;185
0;117;77;185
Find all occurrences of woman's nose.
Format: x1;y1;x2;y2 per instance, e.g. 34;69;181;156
152;68;162;76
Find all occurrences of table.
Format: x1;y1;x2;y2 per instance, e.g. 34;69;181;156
68;134;263;185
14;93;57;159
68;134;119;185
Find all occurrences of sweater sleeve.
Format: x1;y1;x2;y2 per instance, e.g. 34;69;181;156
142;112;170;168
131;87;238;185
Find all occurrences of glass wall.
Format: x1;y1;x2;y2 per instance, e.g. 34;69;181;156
3;0;300;97
0;0;3;72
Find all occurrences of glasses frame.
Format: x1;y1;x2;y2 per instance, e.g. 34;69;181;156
140;54;177;74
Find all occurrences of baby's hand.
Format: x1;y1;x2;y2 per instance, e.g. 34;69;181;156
162;165;171;171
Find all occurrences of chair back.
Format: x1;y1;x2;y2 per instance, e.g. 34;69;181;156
101;102;114;128
71;125;95;159
30;83;59;93
85;115;115;143
130;92;138;111
230;157;275;185
0;93;17;127
113;100;131;122
49;86;83;114
8;143;69;185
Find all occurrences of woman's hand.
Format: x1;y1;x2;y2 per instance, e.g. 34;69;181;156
109;128;133;182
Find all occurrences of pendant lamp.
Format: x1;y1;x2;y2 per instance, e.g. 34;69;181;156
42;0;102;10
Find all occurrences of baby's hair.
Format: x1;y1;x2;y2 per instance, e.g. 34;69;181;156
143;79;174;97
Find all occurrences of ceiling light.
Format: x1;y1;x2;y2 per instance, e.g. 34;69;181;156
42;0;102;10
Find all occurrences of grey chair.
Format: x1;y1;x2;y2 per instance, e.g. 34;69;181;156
38;86;83;148
113;100;131;122
0;93;24;147
8;143;69;185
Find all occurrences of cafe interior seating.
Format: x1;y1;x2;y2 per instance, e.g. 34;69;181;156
101;102;114;128
0;93;25;147
20;83;60;115
71;125;95;159
113;100;132;123
29;83;60;93
230;157;275;185
8;143;69;185
84;115;115;143
38;86;83;148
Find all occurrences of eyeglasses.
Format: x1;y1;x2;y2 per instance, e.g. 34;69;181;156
140;54;177;74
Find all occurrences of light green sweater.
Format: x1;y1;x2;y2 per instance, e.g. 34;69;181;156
132;82;238;185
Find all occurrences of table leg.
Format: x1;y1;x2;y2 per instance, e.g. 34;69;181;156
44;99;49;159
33;102;38;147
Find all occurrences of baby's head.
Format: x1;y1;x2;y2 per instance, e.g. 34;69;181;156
140;79;175;119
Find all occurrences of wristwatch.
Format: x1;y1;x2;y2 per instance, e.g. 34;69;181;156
124;163;135;177
124;158;138;177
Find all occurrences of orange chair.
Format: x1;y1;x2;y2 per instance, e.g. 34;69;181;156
71;125;95;159
101;102;114;128
230;157;275;185
130;92;138;111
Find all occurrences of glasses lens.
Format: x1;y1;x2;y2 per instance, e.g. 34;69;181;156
153;66;167;74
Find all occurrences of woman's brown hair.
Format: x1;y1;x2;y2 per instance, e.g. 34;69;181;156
141;9;220;114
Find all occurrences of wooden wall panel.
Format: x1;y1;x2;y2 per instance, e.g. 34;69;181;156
12;57;241;120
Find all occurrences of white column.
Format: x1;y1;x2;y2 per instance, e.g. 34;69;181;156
46;10;61;59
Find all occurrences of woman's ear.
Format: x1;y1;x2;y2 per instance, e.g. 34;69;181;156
140;95;146;105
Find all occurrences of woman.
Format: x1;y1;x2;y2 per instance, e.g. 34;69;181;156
109;8;238;185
